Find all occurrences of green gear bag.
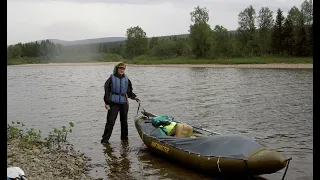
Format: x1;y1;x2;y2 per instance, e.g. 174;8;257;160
151;116;171;126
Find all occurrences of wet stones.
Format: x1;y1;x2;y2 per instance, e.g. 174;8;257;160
7;138;95;180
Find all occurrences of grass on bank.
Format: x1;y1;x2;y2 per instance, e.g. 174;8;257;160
7;53;313;65
7;53;124;65
7;57;50;65
124;56;313;65
51;53;124;63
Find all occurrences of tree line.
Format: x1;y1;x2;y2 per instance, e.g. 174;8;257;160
123;0;312;59
7;40;62;59
7;0;312;63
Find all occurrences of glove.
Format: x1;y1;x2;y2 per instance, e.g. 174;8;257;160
135;98;140;103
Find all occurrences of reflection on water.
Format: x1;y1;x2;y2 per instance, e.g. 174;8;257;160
7;65;312;180
103;141;133;179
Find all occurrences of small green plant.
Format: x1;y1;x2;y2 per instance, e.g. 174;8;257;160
45;122;74;149
7;121;25;139
23;128;41;143
8;121;75;150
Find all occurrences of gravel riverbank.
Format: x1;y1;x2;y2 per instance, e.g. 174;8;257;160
7;138;95;180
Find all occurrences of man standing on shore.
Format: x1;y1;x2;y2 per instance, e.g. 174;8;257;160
101;62;140;145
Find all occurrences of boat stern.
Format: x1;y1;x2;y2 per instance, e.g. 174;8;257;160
246;148;289;175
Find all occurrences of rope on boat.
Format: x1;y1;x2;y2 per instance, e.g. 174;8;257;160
136;102;141;118
136;102;148;119
243;160;251;180
217;156;221;172
281;157;292;180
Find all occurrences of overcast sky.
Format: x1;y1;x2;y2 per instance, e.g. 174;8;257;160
7;0;304;45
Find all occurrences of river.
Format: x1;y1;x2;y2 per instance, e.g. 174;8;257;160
7;65;313;180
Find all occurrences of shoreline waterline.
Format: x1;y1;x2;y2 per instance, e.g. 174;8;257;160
8;62;313;69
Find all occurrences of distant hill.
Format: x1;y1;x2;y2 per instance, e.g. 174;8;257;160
12;31;237;46
46;35;190;46
37;37;126;46
46;31;236;46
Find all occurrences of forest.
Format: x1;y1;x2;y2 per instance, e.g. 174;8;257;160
7;0;313;65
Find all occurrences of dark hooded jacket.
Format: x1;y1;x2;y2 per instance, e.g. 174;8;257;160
104;68;137;105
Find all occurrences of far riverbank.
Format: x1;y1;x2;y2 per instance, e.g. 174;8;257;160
9;62;312;69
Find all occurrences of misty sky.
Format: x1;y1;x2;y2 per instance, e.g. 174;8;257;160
7;0;304;45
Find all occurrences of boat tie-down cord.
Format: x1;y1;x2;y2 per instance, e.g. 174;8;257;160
217;156;222;172
281;157;292;180
243;159;251;180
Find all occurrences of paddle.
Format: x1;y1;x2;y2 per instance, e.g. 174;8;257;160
137;102;222;135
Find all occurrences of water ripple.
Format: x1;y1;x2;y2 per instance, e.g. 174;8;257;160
7;65;312;180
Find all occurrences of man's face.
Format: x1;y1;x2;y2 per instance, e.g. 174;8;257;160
117;67;125;75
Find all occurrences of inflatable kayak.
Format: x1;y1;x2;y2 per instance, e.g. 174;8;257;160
134;109;291;178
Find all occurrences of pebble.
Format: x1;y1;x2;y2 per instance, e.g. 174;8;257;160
33;158;40;163
33;149;41;154
7;138;94;180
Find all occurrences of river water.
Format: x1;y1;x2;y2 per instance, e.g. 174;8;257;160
7;65;313;180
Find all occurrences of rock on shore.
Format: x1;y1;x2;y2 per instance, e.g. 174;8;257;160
7;138;95;180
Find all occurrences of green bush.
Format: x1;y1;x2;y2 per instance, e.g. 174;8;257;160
7;121;75;150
